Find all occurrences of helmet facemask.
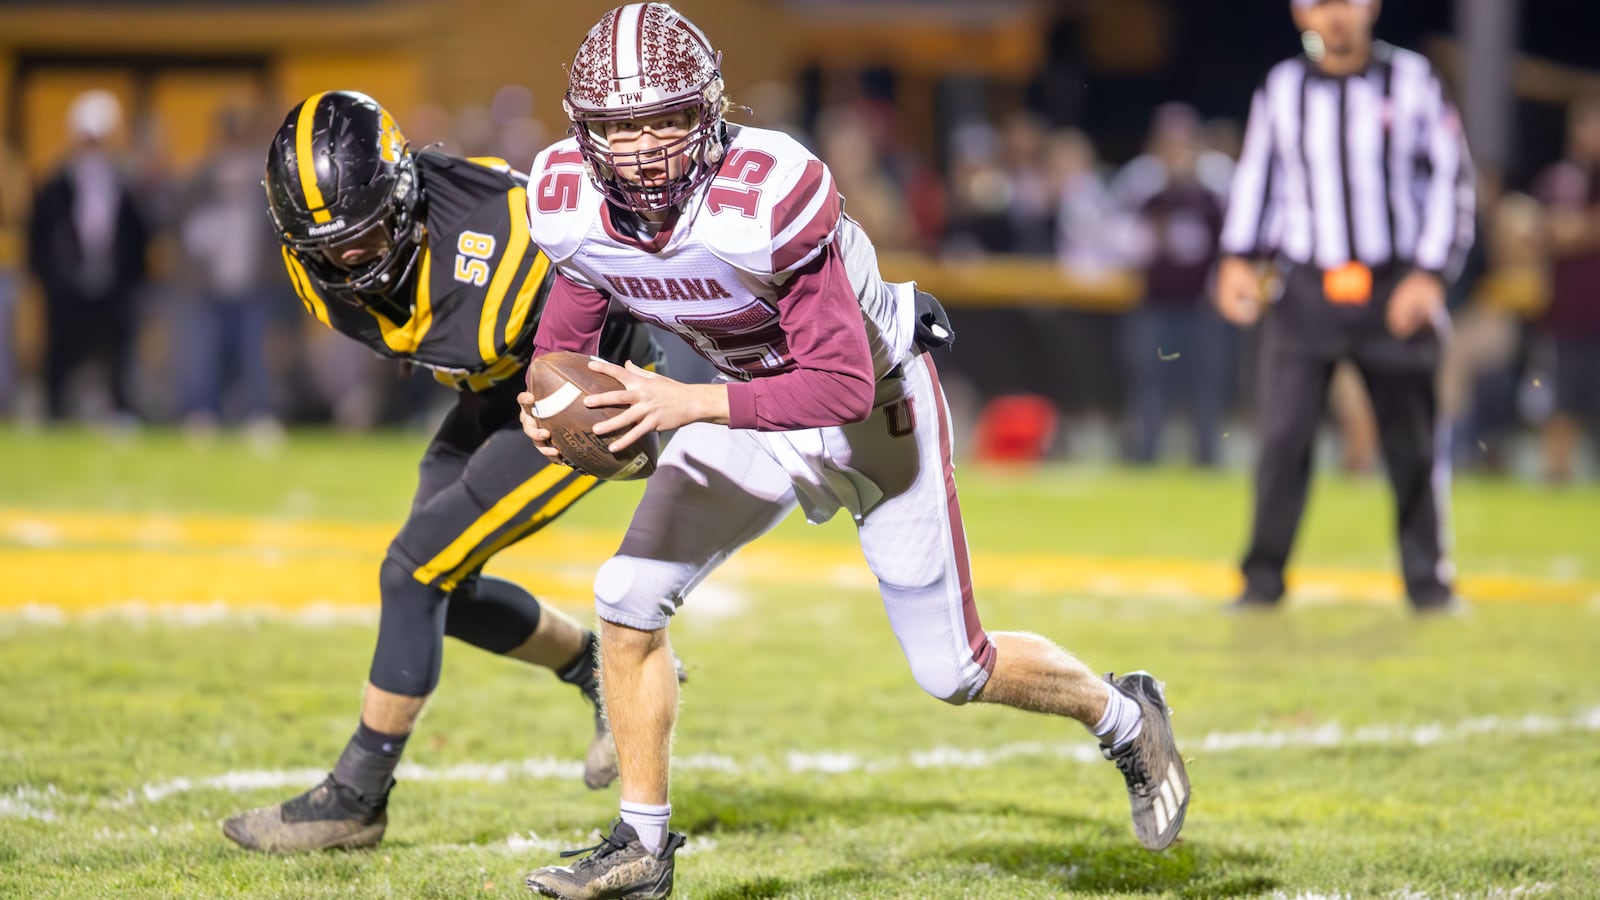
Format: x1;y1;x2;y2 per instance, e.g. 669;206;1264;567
272;152;423;304
563;3;728;214
567;77;725;214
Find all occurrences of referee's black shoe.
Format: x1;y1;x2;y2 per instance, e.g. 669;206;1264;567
1223;593;1280;614
1413;595;1469;617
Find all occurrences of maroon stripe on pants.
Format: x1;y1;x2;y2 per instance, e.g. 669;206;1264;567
923;353;996;676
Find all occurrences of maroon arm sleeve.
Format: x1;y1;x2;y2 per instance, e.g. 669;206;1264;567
725;244;875;431
531;271;609;358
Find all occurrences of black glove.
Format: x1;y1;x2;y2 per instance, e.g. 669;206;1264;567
913;289;956;351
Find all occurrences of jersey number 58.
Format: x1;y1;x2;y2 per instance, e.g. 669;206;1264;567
453;231;497;286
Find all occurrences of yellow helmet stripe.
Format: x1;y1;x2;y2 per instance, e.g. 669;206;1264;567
295;92;333;224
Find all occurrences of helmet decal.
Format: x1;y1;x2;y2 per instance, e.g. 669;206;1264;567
378;108;404;165
295;90;333;222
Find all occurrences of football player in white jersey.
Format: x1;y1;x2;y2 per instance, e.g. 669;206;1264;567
518;5;1191;896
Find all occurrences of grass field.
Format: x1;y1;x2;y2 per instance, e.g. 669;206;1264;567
2;426;1598;899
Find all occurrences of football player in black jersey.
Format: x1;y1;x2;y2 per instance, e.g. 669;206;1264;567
222;91;669;853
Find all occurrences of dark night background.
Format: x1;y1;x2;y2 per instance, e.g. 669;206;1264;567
1075;0;1595;187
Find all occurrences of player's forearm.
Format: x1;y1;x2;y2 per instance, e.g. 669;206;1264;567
726;367;874;431
688;383;730;426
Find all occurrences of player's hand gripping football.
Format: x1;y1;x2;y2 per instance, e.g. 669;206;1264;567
583;359;729;453
1386;269;1445;339
518;393;586;471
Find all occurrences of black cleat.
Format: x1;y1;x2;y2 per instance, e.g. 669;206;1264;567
1223;593;1279;614
525;820;685;899
1101;671;1190;850
581;695;620;791
221;774;389;853
1413;595;1469;617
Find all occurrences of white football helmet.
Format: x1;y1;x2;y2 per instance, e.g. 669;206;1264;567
564;3;726;212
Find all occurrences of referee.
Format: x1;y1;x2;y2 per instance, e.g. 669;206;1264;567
1215;0;1474;614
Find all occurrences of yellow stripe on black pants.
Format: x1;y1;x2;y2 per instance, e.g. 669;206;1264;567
443;472;600;590
402;457;599;593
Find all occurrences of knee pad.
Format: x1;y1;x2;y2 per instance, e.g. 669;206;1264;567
443;575;543;655
593;555;691;631
880;581;992;705
903;649;987;706
371;554;449;697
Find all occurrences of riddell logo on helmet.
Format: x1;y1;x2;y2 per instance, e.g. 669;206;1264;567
306;219;348;236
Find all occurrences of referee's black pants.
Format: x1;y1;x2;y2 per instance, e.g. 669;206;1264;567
1242;264;1455;607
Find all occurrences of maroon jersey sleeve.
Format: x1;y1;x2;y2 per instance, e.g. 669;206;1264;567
531;271;609;358
726;244;874;431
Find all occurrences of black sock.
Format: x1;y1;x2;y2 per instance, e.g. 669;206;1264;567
332;721;408;799
556;631;601;701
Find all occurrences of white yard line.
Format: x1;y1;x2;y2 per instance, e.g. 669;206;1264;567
0;705;1577;818
1269;888;1554;900
0;786;61;822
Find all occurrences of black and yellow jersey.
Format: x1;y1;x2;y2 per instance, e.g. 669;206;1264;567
281;151;551;393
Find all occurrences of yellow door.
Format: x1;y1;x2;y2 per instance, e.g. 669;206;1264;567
145;68;268;178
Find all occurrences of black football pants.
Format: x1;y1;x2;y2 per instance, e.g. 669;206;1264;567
1241;265;1455;607
369;377;599;697
367;314;661;697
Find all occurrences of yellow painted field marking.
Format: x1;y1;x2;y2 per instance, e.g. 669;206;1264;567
1;509;1594;612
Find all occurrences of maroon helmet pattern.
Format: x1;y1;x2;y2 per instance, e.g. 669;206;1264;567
564;3;726;212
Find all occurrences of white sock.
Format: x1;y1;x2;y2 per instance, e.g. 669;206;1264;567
619;800;671;855
1091;683;1144;748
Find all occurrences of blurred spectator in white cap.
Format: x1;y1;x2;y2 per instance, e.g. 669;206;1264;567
27;89;149;424
68;89;122;143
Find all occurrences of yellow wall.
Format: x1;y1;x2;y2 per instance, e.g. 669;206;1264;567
411;0;802;130
0;0;1045;279
0;1;811;179
274;52;425;134
0;0;1045;177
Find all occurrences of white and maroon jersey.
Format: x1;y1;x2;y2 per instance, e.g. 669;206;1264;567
526;124;917;432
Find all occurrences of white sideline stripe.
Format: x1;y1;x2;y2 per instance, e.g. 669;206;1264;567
1268;887;1554;900
680;582;747;624
2;786;61;822
30;705;1580;812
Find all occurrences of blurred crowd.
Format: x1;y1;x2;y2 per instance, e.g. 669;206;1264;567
0;81;1596;480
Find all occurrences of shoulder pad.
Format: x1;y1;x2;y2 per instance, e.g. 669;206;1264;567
693;126;842;279
525;138;600;265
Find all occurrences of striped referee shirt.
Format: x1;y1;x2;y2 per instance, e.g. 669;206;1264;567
1220;42;1475;277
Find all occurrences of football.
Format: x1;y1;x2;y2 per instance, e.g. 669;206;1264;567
524;351;659;481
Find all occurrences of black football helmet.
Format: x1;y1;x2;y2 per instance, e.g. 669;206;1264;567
264;91;422;300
